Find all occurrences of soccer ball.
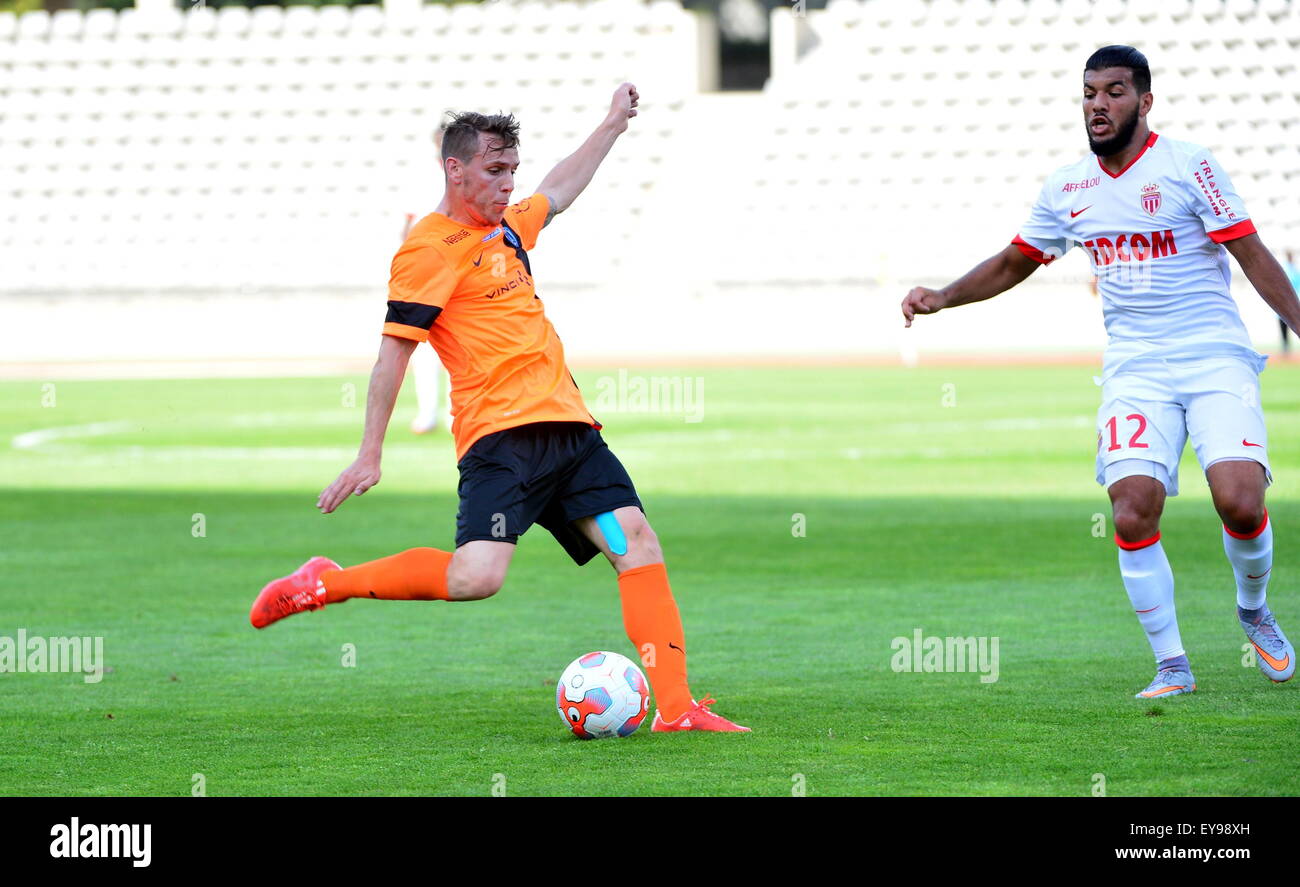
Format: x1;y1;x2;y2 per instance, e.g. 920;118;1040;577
555;651;650;740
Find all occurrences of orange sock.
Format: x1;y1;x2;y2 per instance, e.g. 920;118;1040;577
617;562;693;721
320;548;452;602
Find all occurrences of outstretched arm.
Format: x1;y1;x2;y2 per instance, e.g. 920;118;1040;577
901;243;1043;327
317;334;419;514
536;82;639;226
1224;233;1300;334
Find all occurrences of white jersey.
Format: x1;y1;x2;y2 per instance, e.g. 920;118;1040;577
1015;132;1262;379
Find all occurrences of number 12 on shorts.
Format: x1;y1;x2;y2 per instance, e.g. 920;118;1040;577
1104;413;1150;452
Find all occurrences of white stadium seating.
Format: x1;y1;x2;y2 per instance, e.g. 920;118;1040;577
0;0;1295;319
752;0;1300;283
0;0;700;294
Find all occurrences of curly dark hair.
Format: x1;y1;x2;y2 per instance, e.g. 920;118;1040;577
1085;45;1151;95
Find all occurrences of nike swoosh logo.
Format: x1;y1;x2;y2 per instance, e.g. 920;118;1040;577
1141;683;1189;697
472;252;483;267
668;642;683;653
1247;568;1271;580
1252;642;1291;673
1135;606;1160;613
1243;439;1263;447
1071;205;1093;218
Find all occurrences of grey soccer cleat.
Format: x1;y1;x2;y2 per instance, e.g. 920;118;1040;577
1134;668;1196;699
1240;608;1295;683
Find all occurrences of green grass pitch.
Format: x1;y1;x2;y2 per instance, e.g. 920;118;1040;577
2;363;1297;796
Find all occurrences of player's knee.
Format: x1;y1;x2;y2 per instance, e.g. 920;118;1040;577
619;514;662;566
446;567;504;601
1112;499;1161;542
1216;495;1265;536
603;512;660;567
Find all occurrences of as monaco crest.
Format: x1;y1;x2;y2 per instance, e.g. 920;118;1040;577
1141;183;1161;216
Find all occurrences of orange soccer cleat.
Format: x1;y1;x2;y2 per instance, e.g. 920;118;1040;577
250;556;340;629
651;696;751;733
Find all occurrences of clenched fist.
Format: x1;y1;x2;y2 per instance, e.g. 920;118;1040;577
901;287;946;328
607;82;640;132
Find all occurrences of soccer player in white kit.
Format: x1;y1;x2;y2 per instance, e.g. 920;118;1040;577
901;46;1299;698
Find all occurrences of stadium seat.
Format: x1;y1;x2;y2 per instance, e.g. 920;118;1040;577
1125;0;1163;22
1193;0;1225;21
49;8;83;41
217;5;252;38
143;7;184;39
282;5;317;37
182;6;217;38
16;9;50;40
351;4;385;34
251;6;285;36
316;4;349;35
419;3;451;32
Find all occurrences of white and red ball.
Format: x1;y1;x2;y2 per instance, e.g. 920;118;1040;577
555;651;650;739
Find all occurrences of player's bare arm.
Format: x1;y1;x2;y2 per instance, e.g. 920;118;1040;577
536;82;640;227
317;334;419;514
901;243;1042;327
1224;233;1300;335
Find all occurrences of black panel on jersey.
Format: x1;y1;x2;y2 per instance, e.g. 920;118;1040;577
385;301;443;330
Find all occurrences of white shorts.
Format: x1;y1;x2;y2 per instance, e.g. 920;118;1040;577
1096;355;1272;496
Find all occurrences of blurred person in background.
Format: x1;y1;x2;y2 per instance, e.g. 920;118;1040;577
406;119;454;434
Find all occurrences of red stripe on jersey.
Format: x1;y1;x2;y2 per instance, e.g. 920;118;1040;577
1115;531;1161;551
1224;509;1269;540
1208;219;1257;243
1011;235;1057;265
1098;131;1159;179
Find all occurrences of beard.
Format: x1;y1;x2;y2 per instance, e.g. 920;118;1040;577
1087;107;1140;157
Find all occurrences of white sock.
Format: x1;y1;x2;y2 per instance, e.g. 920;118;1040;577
1118;536;1184;663
1223;511;1272;611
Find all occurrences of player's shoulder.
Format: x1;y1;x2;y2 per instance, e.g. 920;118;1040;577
1037;152;1100;196
507;193;547;217
398;213;482;264
1149;132;1210;165
1150;132;1204;155
502;192;550;230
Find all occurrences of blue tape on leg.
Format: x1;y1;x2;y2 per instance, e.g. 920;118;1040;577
595;511;628;556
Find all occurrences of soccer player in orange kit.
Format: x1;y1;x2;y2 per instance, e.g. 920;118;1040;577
251;83;748;733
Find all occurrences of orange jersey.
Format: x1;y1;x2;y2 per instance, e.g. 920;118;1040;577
383;192;598;460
